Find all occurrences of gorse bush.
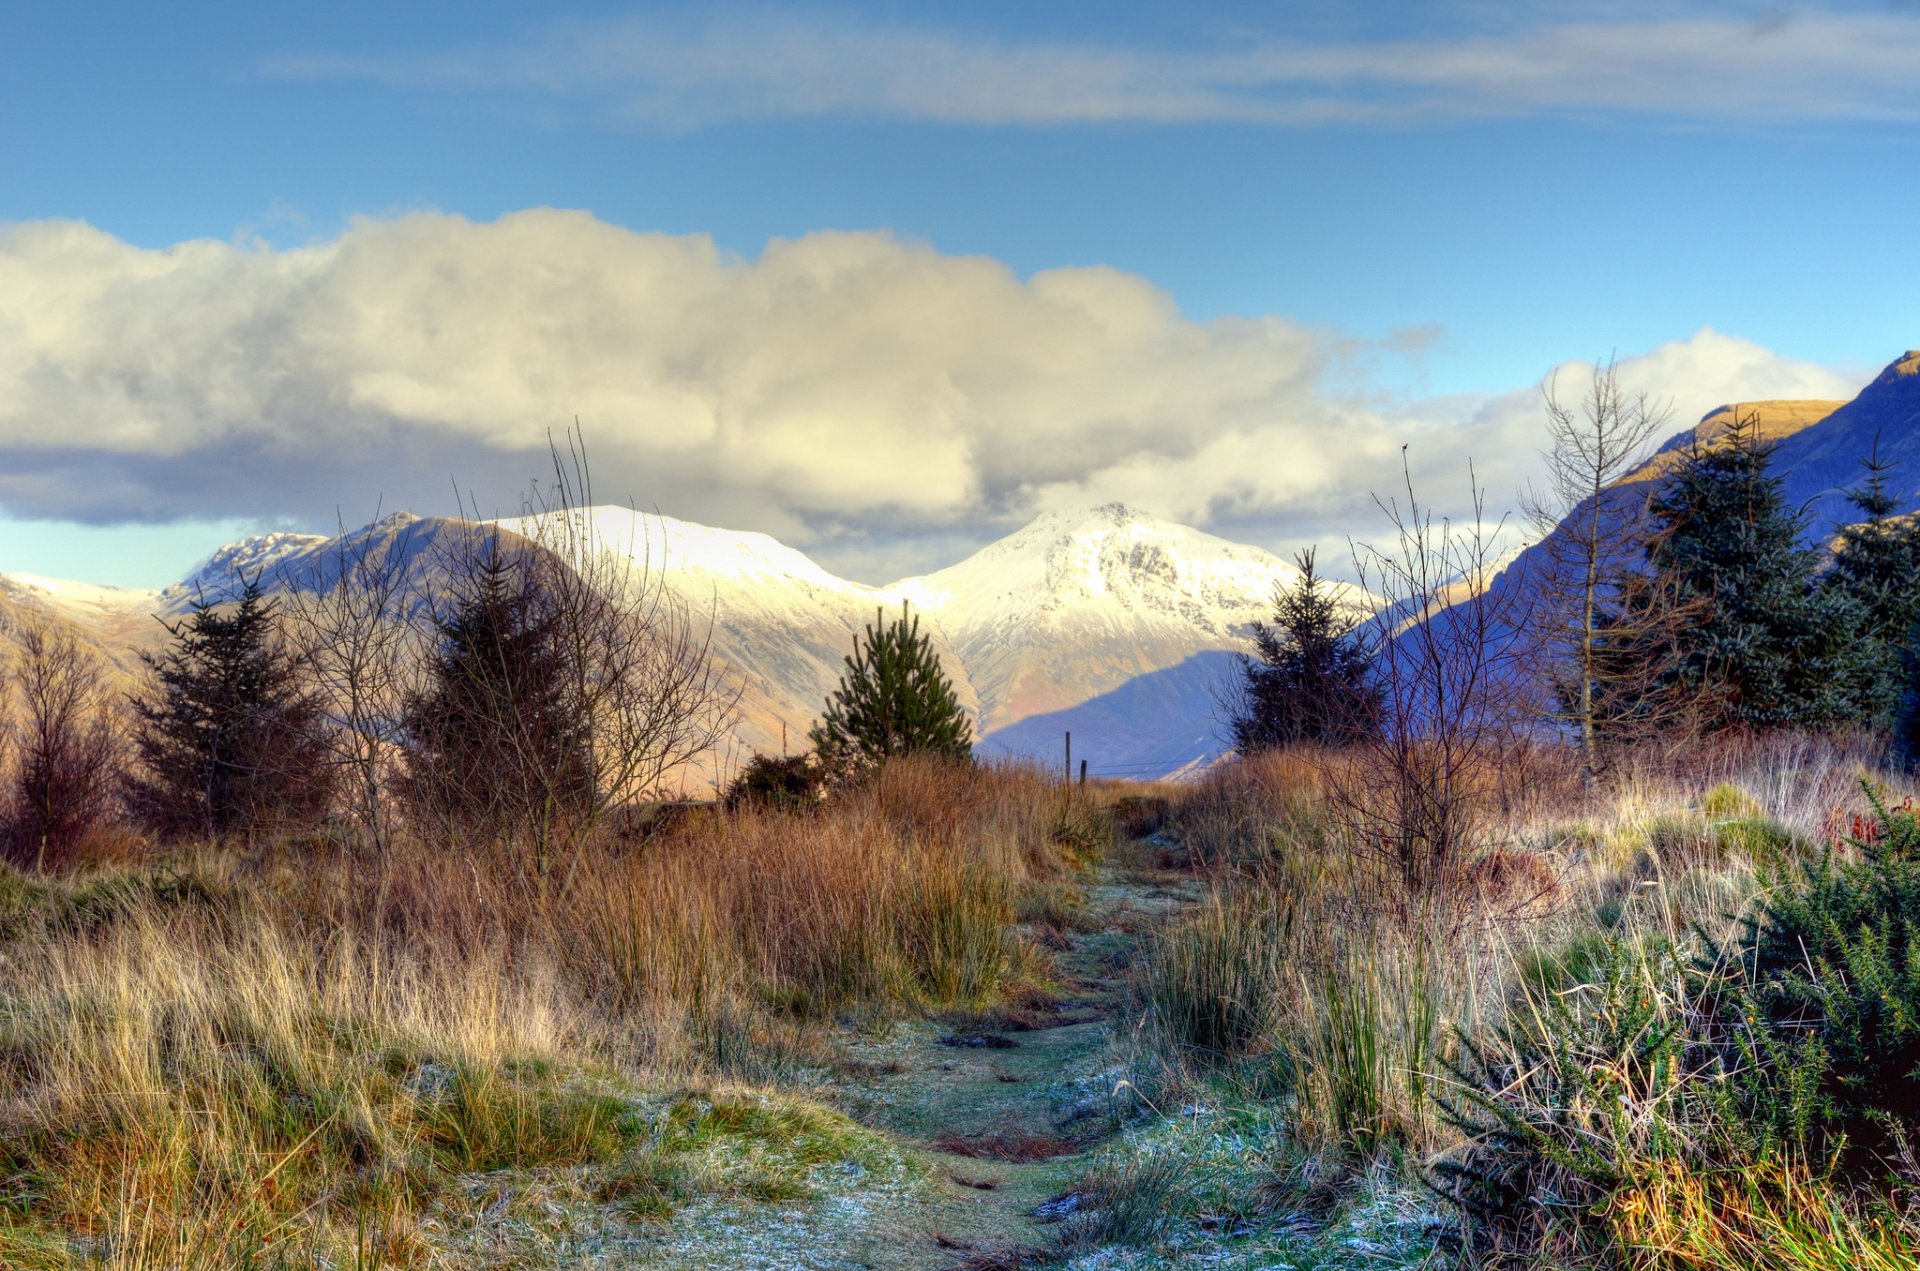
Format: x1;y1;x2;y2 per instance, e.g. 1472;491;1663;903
1432;783;1920;1259
1722;780;1920;1154
722;752;824;812
1432;936;1712;1228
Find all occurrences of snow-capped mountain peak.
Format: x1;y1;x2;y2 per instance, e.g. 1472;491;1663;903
888;503;1309;738
494;506;865;592
892;502;1300;628
163;531;332;607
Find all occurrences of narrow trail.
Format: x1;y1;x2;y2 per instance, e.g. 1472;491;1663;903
635;841;1206;1270
816;856;1207;1269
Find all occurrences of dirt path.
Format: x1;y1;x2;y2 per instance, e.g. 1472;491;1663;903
628;857;1204;1270
815;864;1204;1268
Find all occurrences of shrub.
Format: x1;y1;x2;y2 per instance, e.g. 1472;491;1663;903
2;617;124;872
1431;936;1707;1238
1722;781;1920;1154
722;753;823;812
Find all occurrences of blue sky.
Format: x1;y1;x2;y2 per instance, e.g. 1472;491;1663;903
2;1;1916;585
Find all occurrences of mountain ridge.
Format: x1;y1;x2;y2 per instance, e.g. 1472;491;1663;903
8;502;1299;782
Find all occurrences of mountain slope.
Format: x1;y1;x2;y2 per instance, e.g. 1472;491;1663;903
491;507;979;774
891;503;1312;750
129;502;1304;783
1408;350;1920;731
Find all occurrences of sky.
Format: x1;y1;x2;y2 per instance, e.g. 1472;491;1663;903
1;1;1915;587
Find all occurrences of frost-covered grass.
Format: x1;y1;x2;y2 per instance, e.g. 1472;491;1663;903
1096;736;1920;1270
0;756;1098;1268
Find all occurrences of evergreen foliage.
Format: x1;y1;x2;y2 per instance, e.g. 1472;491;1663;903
1723;782;1920;1152
400;545;596;844
1593;415;1847;736
1226;548;1380;752
128;575;333;840
1433;785;1920;1245
1821;444;1920;733
723;753;823;812
810;603;972;777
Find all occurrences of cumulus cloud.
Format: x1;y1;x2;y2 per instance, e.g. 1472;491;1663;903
1026;326;1860;570
263;8;1920;129
0;211;1325;568
0;212;1860;581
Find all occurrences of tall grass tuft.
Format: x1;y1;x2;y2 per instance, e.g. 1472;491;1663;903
1136;888;1290;1061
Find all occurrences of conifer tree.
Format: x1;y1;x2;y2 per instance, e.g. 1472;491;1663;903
1225;548;1380;751
1594;413;1847;735
129;575;333;840
1822;441;1920;732
811;603;972;777
400;544;595;851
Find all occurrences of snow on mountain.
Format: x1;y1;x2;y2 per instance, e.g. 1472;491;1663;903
2;573;158;623
492;507;980;772
161;531;331;610
119;501;1315;784
0;572;159;681
890;503;1326;773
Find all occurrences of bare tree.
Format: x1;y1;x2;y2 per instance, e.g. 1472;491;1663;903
277;514;425;858
402;430;737;891
1519;358;1671;783
1329;454;1533;913
518;432;737;890
3;615;124;871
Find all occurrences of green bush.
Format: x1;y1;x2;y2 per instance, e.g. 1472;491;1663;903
723;753;824;812
1432;936;1699;1225
1721;781;1920;1153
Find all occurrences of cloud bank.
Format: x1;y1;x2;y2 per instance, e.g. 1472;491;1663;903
0;211;1856;580
265;8;1920;129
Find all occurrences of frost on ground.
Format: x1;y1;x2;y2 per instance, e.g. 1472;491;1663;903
1052;1112;1449;1270
420;1088;943;1270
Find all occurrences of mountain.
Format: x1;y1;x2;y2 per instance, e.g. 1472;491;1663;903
6;502;1308;785
894;503;1330;775
1770;350;1920;533
490;507;977;774
0;572;158;683
1421;349;1920;726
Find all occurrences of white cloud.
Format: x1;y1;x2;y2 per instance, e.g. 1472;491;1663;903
0;212;1862;581
264;9;1920;129
0;212;1326;567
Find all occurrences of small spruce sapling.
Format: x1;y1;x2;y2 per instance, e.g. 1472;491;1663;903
811;603;972;778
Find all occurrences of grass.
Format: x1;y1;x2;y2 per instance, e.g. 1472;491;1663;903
0;756;1088;1267
1079;735;1920;1269
8;732;1912;1269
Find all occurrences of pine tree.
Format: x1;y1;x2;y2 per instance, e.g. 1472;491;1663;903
811;603;972;777
400;546;595;851
1822;441;1920;733
129;575;333;840
1225;548;1379;751
1595;413;1847;735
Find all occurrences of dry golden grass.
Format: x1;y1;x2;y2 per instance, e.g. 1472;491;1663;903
0;755;1091;1266
1121;733;1920;1264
